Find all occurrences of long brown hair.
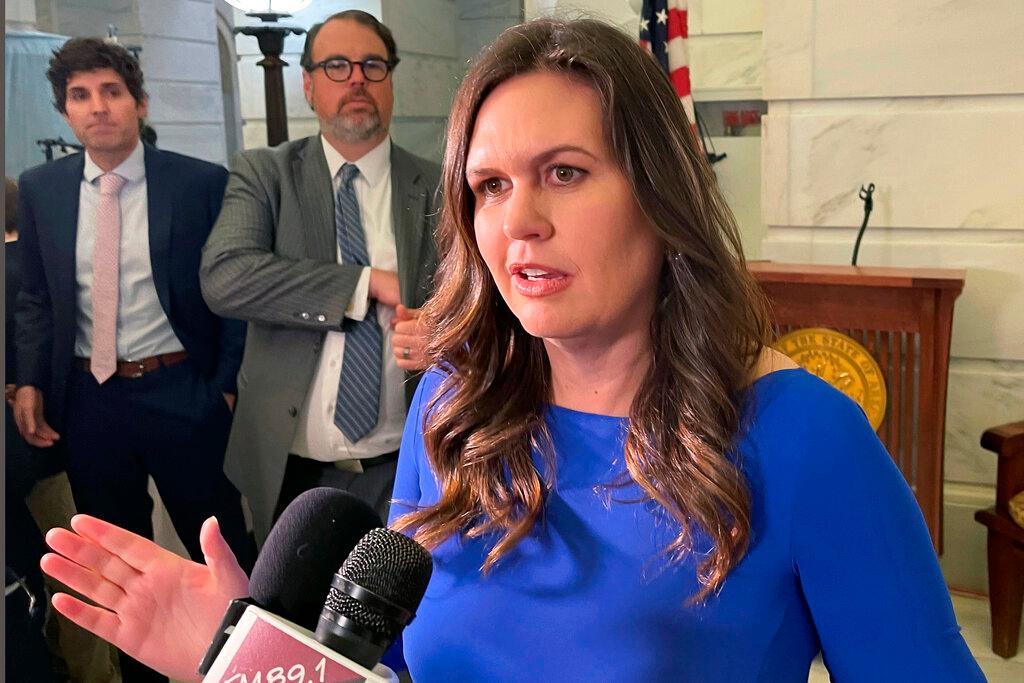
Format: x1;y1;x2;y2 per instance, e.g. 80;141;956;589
393;18;772;600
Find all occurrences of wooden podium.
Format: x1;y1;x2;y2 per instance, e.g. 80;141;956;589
748;262;965;553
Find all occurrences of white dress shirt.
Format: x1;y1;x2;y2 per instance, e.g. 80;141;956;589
290;136;405;465
74;141;184;360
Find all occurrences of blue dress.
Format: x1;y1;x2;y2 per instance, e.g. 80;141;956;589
389;368;984;681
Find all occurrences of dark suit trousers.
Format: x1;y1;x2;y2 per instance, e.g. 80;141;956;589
274;453;398;525
6;410;58;682
64;360;253;682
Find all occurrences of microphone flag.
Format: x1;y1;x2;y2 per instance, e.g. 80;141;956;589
202;603;395;683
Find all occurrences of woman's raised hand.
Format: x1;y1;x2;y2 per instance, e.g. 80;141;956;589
41;514;250;682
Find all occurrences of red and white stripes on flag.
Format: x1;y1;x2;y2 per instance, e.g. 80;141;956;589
639;0;698;138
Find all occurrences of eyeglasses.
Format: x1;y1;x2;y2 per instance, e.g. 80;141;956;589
307;57;395;83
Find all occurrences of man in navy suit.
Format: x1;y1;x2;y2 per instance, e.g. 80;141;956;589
13;37;252;682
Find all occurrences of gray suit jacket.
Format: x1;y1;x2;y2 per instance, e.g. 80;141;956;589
200;136;440;541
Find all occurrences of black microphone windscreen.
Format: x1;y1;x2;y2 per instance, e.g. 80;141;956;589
249;488;382;630
324;528;432;641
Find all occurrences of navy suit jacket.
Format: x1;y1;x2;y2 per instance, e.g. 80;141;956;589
14;143;245;430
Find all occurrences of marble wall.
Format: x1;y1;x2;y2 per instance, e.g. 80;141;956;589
134;0;230;165
5;0;37;30
381;0;462;162
763;0;1024;591
525;0;635;31
456;0;523;65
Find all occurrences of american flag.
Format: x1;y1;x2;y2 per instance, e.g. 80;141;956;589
639;0;697;135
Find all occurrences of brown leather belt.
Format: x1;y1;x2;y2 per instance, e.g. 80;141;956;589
327;449;399;473
75;351;189;379
352;450;399;468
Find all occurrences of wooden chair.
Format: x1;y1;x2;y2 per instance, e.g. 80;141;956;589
974;420;1024;658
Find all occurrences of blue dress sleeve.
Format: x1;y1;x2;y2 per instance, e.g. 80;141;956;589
388;368;444;526
788;383;984;680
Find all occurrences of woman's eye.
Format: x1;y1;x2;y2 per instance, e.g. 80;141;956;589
552;166;581;184
481;178;503;195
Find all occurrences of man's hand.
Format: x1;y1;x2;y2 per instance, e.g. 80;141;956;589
390;305;431;371
41;515;250;683
5;383;16;407
368;268;400;308
13;385;60;447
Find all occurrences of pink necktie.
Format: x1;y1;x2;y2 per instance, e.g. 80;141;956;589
91;172;128;383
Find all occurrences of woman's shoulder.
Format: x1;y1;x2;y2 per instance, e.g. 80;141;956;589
407;365;459;431
748;365;868;425
415;366;454;405
746;342;869;427
740;363;913;549
742;347;864;429
743;362;886;476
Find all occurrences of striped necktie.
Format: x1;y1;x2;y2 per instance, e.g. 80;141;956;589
91;172;128;383
333;163;383;442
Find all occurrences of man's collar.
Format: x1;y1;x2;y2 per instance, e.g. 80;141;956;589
320;135;391;187
83;140;146;183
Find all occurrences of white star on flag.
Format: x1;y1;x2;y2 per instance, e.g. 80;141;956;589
637;1;700;145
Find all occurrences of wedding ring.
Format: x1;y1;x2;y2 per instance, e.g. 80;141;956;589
403;347;411;360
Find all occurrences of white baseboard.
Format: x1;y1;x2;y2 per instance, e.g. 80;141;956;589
941;482;996;594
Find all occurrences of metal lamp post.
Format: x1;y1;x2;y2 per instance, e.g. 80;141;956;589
226;1;311;147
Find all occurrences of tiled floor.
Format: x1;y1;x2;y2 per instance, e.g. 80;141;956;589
808;592;1023;682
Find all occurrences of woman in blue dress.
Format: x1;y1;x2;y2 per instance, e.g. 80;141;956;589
39;17;983;682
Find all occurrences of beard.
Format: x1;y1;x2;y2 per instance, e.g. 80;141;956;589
319;91;385;143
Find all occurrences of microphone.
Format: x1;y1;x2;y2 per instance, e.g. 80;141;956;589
198;488;384;681
201;527;433;682
316;528;433;669
249;489;383;630
851;182;876;266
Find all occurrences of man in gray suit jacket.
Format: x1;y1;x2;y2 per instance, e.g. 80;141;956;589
200;11;439;542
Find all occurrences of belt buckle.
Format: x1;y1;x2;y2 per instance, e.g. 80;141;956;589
127;361;146;379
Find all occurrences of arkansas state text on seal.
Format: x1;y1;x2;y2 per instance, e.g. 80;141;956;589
775;327;888;431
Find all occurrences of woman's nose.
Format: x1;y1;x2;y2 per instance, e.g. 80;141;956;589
503;186;553;241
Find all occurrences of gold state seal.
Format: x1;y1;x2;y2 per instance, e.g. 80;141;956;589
775;327;887;431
